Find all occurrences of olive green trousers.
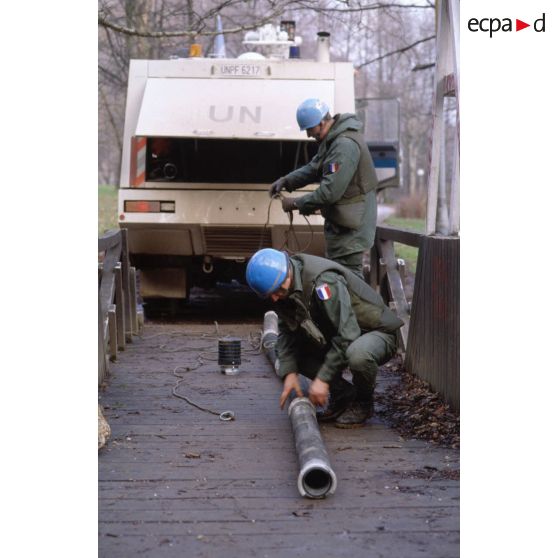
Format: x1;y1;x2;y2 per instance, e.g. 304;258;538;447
296;330;397;401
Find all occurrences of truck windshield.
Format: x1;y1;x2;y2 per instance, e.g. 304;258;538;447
145;137;317;184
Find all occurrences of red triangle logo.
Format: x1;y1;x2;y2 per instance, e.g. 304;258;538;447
516;19;530;31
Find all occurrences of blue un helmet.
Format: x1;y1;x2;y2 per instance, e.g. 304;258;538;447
246;248;289;298
296;98;330;131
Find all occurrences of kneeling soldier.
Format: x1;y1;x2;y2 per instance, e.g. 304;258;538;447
246;248;403;428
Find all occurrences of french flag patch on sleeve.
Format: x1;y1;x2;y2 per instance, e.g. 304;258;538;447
328;162;339;173
316;283;332;301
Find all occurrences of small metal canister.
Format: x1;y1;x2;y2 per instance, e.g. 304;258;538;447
218;338;241;375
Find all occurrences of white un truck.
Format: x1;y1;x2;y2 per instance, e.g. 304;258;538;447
118;43;398;302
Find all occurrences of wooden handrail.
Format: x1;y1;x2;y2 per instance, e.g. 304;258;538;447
376;225;423;247
369;225;424;353
371;225;460;410
98;228;137;385
98;229;123;253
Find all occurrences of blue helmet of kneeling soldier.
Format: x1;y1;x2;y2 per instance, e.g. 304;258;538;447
296;98;329;131
246;248;288;298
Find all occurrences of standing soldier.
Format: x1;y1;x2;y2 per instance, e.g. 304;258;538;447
269;98;378;278
245;248;402;428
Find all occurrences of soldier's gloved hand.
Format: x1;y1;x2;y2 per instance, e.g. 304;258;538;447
281;197;298;213
269;177;288;198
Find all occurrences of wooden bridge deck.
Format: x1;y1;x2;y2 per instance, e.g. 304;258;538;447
99;319;459;557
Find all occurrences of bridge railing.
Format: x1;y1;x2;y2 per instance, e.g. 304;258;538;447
369;226;460;411
98;229;139;385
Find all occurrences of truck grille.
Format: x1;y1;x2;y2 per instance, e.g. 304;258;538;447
203;227;271;256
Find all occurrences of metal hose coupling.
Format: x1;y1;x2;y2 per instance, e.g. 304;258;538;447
262;311;280;375
262;310;279;346
288;397;337;499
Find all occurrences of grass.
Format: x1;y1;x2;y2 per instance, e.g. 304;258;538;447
99;184;119;235
383;217;425;274
384;217;425;233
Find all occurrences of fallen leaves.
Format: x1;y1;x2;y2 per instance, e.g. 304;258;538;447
398;467;460;481
376;356;460;449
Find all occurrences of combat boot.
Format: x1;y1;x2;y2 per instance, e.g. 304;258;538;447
334;397;374;429
316;378;356;423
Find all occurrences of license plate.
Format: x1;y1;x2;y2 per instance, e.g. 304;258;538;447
214;63;262;77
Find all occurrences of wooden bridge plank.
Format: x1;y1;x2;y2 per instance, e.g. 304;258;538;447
98;531;459;558
99;322;459;557
99;515;459;536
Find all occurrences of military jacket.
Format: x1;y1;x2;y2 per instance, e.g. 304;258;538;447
275;254;403;383
283;114;379;259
